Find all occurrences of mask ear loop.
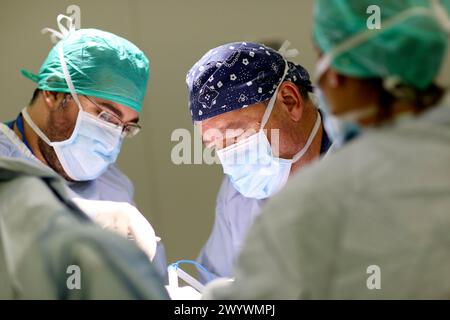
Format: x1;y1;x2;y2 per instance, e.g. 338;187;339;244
258;57;321;163
22;46;84;147
259;59;290;131
21;107;53;146
431;0;450;33
291;112;321;163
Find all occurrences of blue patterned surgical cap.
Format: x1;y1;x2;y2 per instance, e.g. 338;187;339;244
186;42;313;122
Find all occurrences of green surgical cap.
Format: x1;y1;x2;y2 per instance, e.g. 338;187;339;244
313;0;450;89
21;28;149;113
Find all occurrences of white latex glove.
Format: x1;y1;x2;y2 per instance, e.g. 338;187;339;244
165;285;202;300
72;198;158;261
202;278;234;300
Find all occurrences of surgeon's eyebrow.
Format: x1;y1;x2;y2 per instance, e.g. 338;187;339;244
98;102;140;123
98;102;123;118
131;117;140;124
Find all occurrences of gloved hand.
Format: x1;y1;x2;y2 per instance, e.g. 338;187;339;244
202;278;234;300
165;285;202;300
72;198;158;261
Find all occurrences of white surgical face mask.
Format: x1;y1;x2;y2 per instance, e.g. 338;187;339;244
22;45;123;181
217;60;322;199
22;107;123;181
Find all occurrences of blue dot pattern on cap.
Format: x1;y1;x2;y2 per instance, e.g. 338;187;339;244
186;42;313;122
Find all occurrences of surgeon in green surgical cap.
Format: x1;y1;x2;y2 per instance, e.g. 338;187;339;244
0;15;168;274
4;14;149;198
203;0;450;299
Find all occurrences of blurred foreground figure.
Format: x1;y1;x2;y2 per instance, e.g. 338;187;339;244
0;157;168;299
205;0;450;299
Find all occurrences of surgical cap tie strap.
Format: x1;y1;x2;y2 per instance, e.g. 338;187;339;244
57;45;83;110
42;13;82;109
278;40;300;59
41;14;76;43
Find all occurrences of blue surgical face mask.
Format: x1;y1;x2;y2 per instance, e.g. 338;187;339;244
216;61;322;199
21;43;123;181
217;130;293;199
22;107;123;181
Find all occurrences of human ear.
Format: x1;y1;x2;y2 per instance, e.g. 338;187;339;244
278;82;303;122
42;90;66;110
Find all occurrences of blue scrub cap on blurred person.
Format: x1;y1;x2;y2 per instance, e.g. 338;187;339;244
186;42;313;122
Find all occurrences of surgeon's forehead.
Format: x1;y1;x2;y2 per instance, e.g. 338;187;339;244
196;112;258;133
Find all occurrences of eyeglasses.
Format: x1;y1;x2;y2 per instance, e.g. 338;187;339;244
83;96;141;138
